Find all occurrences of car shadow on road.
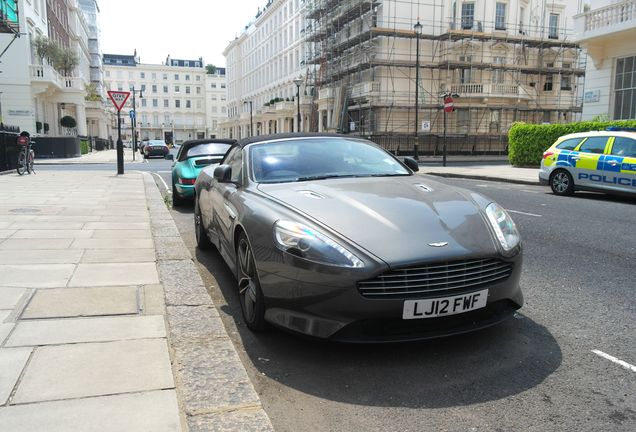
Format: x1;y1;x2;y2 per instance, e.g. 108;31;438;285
194;247;562;410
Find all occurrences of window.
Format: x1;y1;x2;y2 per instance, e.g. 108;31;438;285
186;86;191;94
549;14;559;39
211;83;217;88
196;100;202;109
611;137;636;157
152;99;158;107
141;99;147;107
492;56;505;83
461;2;474;29
164;114;170;124
196;75;201;81
106;71;111;77
141;84;146;92
152;73;157;80
140;72;145;79
224;147;243;183
175;85;180;93
163;85;168;93
543;75;553;92
579;137;608;154
174;74;179;80
163;73;168;80
196;87;201;95
561;75;571;91
614;56;636;120
186;100;192;108
152;85;157;93
175;100;181;108
164;99;169;108
556;138;582;150
221;84;226;89
128;71;133;80
460;68;472;83
185;74;190;81
495;3;506;30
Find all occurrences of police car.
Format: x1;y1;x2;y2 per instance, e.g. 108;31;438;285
539;128;636;196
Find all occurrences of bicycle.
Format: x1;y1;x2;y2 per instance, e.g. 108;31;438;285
16;133;35;176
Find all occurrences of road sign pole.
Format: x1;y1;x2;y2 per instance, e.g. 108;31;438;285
443;109;447;168
116;110;124;175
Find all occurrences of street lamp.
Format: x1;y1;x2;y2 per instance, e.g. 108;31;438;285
293;76;303;132
413;20;422;161
131;86;143;160
243;100;253;137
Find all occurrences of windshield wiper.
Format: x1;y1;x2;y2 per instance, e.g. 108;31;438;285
294;174;358;182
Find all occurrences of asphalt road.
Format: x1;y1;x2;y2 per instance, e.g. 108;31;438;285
40;160;636;431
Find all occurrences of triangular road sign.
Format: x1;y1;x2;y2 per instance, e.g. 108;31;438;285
107;91;131;112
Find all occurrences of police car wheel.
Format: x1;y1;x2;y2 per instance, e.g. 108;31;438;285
550;170;574;196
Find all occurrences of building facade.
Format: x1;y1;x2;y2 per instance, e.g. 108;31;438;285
204;67;227;138
220;0;306;139
575;0;636;120
103;54;214;144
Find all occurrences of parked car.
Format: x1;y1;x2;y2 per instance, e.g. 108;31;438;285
138;139;149;154
143;140;170;159
539;128;636;196
194;133;523;342
170;139;235;206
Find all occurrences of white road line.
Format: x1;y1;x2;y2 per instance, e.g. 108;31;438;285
151;172;171;194
519;189;540;194
506;209;542;217
156;171;171;174
592;350;636;373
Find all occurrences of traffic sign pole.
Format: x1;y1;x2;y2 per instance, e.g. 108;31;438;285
107;91;131;175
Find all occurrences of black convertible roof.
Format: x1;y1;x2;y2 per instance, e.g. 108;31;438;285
237;133;367;147
180;138;236;153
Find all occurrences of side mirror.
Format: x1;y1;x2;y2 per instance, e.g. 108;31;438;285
213;164;232;183
404;157;419;172
165;154;174;161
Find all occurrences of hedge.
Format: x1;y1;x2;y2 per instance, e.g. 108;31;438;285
80;138;89;155
508;120;636;167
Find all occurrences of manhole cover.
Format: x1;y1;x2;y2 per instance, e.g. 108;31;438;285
9;208;41;214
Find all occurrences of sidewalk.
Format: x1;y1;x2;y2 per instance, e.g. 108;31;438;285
35;148;145;165
420;164;540;185
0;171;273;431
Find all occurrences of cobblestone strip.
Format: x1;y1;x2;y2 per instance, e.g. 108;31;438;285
142;173;274;432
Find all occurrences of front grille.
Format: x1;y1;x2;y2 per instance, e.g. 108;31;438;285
358;258;513;300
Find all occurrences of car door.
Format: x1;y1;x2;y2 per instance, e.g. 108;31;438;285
603;136;636;194
573;136;610;190
209;147;244;261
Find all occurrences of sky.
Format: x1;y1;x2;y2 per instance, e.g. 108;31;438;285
99;0;265;67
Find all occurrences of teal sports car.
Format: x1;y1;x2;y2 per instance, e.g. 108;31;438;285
171;139;235;206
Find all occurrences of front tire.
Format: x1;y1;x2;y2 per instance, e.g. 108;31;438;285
194;197;213;250
236;233;267;331
550;170;575;196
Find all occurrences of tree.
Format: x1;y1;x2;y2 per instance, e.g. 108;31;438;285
54;47;79;76
33;35;58;65
60;116;77;128
85;83;102;102
205;64;217;75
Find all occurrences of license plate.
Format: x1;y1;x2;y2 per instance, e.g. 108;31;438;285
402;289;488;320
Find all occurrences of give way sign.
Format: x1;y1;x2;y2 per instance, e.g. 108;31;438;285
107;91;131;112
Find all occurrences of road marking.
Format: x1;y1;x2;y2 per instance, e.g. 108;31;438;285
592;350;636;373
151;172;171;194
157;171;171;174
519;189;540;194
506;209;542;217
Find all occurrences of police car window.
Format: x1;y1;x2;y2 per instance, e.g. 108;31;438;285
611;137;636;158
556;138;581;150
578;137;608;154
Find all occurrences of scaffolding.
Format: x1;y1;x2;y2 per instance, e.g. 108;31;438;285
303;0;586;154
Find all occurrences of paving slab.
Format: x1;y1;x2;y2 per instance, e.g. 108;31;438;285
7;222;85;230
0;310;10;323
99;216;150;223
91;229;152;239
81;248;156;263
9;230;93;239
0;347;32;405
12;339;174;403
0;239;73;250
33;215;100;222
0;230;16;239
0;264;76;288
71;238;154;249
0;390;182;432
0;222;10;229
84;222;151;230
0;288;28;310
0;323;14;345
6;315;165;346
143;284;166;316
21;286;138;319
0;249;83;265
68;262;159;286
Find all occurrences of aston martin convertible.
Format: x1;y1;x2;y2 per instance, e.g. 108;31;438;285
194;133;523;342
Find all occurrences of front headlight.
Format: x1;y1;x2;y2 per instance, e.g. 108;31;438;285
273;220;364;268
486;203;521;254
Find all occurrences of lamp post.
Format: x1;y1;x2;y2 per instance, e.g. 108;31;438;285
130;86;143;160
413;20;422;161
293;77;303;132
243;101;253;137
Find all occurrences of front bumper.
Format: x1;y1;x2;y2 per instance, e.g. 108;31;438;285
258;252;524;342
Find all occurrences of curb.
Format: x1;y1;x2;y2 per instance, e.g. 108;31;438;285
142;172;275;432
423;172;540;186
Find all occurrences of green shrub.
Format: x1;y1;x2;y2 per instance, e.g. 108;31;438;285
80;139;89;155
60;116;77;128
508;120;636;167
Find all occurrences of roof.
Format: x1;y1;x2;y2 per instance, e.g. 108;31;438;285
236;133;369;147
560;130;636;140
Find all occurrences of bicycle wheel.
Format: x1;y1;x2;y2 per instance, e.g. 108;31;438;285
17;152;26;175
27;151;34;174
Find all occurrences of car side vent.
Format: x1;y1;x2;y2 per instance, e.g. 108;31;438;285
415;184;433;193
298;190;326;200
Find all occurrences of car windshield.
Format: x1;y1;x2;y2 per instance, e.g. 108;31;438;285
184;143;231;159
148;141;166;146
249;137;410;183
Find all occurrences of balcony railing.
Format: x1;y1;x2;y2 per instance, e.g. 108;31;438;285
449;83;529;98
579;0;635;32
350;81;380;98
30;65;83;91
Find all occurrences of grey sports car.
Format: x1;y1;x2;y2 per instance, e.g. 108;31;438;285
194;134;523;342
